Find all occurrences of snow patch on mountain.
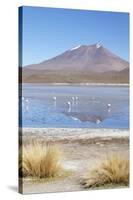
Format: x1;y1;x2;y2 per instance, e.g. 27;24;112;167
96;41;102;49
70;45;81;51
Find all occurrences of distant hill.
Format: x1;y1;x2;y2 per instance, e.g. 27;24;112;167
22;43;129;83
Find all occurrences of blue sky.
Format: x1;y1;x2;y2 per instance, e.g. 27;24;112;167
20;6;129;66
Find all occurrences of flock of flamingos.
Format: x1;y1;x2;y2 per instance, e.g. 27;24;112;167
22;96;111;125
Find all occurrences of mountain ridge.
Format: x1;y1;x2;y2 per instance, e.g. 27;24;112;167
22;43;129;83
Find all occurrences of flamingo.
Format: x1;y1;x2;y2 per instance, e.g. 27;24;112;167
53;96;57;109
96;118;101;124
71;97;75;104
25;99;29;103
25;99;29;111
67;101;71;112
53;96;56;101
75;96;78;101
107;103;111;108
107;103;111;112
22;96;25;101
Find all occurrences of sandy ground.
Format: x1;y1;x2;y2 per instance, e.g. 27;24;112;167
20;128;129;194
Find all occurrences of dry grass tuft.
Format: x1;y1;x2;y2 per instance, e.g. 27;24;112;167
82;153;129;188
19;141;63;178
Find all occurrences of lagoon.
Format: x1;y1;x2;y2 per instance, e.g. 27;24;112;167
20;84;129;129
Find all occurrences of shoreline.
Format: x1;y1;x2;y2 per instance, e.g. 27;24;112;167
21;83;129;86
21;128;129;142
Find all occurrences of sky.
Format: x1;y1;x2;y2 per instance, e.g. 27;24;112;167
20;6;129;66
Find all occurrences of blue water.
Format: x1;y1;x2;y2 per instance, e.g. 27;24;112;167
20;84;129;128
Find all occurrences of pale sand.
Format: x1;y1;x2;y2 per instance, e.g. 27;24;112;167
20;128;129;194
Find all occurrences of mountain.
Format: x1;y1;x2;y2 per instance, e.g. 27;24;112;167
22;43;129;83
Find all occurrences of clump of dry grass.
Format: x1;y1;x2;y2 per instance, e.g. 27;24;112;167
82;153;129;188
19;141;63;178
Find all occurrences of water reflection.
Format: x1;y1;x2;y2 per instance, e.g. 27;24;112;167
63;112;105;124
